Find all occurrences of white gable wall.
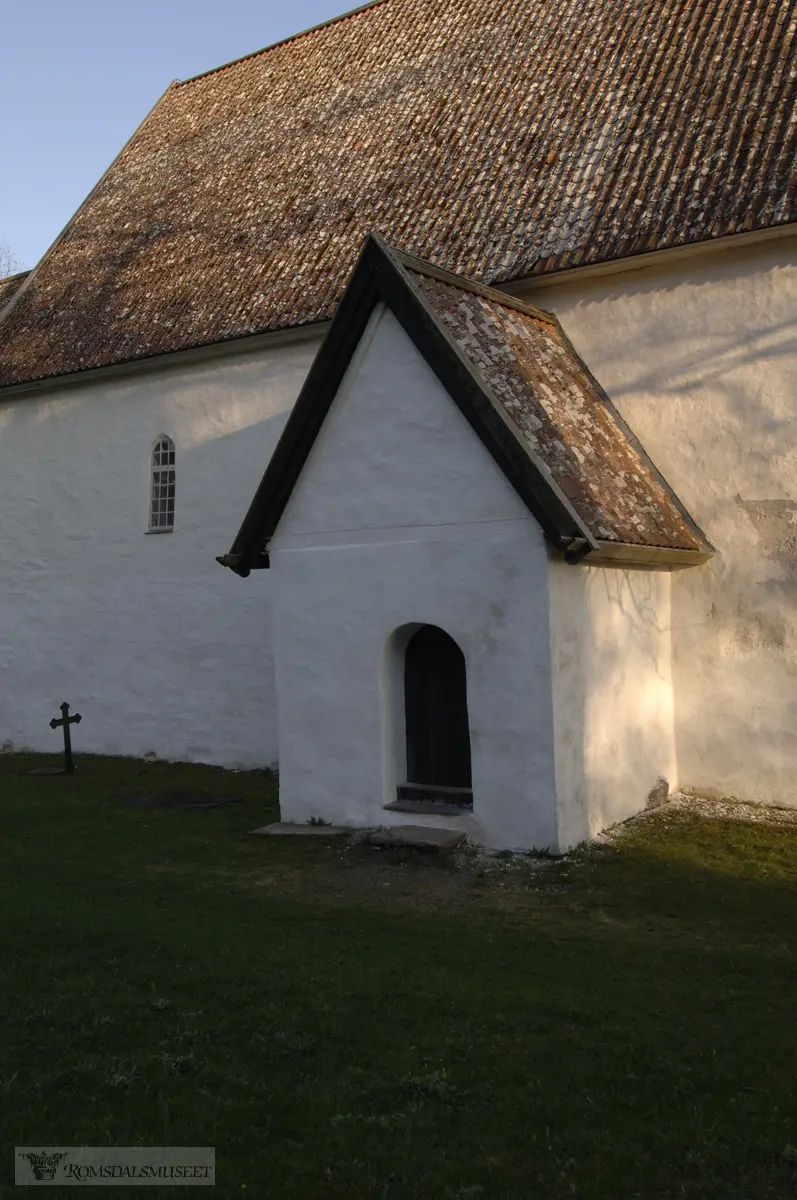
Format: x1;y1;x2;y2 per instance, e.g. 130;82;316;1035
270;305;560;849
0;334;322;766
519;232;797;807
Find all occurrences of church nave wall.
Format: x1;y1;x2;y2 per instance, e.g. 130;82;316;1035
521;232;797;808
0;332;323;766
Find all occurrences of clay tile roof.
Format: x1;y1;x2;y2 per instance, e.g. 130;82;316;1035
222;237;712;574
405;261;704;553
2;0;796;389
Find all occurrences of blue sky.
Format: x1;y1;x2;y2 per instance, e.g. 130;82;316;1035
1;0;352;270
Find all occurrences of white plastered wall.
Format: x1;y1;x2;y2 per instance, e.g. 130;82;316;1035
269;305;560;850
548;560;676;848
0;334;321;766
517;232;797;806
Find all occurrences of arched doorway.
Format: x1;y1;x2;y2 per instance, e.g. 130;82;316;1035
402;625;472;804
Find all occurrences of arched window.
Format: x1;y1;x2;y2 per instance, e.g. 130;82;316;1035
402;625;472;803
149;436;176;531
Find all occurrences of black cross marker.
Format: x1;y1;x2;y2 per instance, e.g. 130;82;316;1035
49;702;82;774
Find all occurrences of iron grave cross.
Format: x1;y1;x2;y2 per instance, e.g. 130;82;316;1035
49;702;82;773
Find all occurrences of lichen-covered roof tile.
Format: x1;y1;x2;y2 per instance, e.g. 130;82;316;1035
409;268;700;550
1;0;795;388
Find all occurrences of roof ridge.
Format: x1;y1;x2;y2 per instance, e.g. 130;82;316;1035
387;243;557;327
174;0;393;88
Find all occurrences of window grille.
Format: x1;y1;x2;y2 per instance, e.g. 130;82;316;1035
149;436;176;531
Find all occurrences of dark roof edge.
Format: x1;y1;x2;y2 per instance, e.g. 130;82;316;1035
175;0;392;87
220;234;598;576
0;269;30;284
375;237;596;543
219;235;385;575
0;84;178;335
0;320;329;399
389;247;556;325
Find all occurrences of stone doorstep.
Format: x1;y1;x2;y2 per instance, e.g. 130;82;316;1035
368;825;467;853
250;822;351;837
384;799;472;817
250;822;467;852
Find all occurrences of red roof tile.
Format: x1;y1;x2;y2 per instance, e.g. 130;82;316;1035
1;0;795;388
223;237;712;571
409;266;703;551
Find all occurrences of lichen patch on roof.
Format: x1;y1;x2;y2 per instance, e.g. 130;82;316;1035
407;267;701;551
2;0;795;389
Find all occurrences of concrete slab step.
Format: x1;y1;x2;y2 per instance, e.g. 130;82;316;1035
250;822;350;837
368;825;467;852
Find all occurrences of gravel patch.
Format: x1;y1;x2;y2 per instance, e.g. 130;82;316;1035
594;791;797;846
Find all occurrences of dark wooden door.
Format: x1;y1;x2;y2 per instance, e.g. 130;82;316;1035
404;626;472;788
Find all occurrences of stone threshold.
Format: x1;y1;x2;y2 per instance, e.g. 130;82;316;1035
384;799;473;817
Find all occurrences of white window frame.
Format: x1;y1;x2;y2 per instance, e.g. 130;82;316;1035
148;435;176;532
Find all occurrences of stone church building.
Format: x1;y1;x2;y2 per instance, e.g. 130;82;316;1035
0;0;795;849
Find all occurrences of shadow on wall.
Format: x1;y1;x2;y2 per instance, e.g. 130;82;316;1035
542;241;797;810
553;239;797;408
0;376;294;557
605;313;796;406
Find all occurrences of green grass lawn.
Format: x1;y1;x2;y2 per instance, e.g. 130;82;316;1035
1;753;797;1199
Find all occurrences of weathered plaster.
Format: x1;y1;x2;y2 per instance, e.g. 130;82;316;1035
548;560;676;848
518;234;797;806
270;307;560;850
0;335;321;765
10;225;794;831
